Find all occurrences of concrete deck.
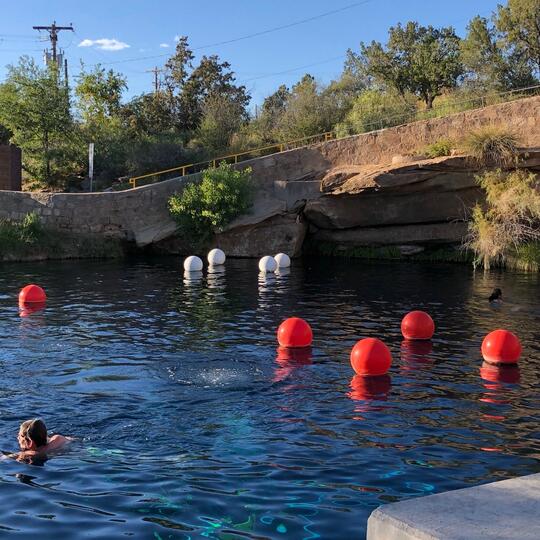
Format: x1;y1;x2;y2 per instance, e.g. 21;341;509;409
367;473;540;540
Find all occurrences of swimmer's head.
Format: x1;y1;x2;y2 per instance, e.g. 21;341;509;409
489;288;502;302
18;419;47;451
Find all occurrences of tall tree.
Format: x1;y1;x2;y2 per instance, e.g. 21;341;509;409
461;16;535;90
75;64;127;123
179;54;250;132
0;57;75;187
163;37;249;133
496;0;540;76
360;22;463;108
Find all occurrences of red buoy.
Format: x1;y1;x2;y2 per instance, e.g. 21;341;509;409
481;329;521;365
401;310;435;340
350;338;392;376
277;317;313;348
19;284;46;304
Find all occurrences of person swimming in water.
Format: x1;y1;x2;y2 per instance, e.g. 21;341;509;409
488;288;502;303
12;418;72;464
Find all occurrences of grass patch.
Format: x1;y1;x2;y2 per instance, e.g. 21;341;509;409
422;138;455;158
0;212;124;261
506;242;540;272
462;127;520;168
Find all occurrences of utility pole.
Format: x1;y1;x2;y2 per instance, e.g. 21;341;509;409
33;21;74;64
146;67;163;95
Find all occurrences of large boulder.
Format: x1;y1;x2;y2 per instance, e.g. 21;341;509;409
216;213;307;258
305;186;481;229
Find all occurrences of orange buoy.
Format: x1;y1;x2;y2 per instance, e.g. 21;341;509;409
350;338;392;376
19;284;46;304
348;374;391;401
481;329;521;365
401;310;435;340
277;317;313;348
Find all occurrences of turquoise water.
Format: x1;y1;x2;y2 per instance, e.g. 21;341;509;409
0;257;538;539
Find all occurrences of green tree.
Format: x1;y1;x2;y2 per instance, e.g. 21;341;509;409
163;37;250;133
75;64;127;123
335;89;416;136
196;93;246;152
461;16;535;90
121;92;175;135
0;57;76;187
360;22;463;108
179;54;250;132
276;74;342;139
0;123;11;144
496;0;540;76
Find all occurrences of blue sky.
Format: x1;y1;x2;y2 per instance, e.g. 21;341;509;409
1;0;500;107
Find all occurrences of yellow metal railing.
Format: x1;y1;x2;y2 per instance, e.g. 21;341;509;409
128;130;336;188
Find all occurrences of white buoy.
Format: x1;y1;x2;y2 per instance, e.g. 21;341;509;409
274;253;291;268
184;255;203;272
207;248;226;266
258;255;277;273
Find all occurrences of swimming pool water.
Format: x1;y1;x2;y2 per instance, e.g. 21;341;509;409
0;257;538;539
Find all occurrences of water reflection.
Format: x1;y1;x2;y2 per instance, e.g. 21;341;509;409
348;375;392;401
273;346;312;382
479;361;521;406
19;301;46;318
400;340;433;370
183;270;203;286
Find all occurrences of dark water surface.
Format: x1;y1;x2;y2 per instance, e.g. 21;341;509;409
0;257;538;539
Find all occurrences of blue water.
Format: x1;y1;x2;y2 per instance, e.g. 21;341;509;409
0;257;538;539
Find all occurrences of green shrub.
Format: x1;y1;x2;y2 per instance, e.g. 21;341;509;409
0;211;44;249
335;90;417;136
462;127;520;167
168;162;253;246
422;138;455;158
508;242;540;272
465;170;540;269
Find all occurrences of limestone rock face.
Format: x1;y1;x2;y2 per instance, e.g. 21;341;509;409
216;213;307;258
312;222;468;246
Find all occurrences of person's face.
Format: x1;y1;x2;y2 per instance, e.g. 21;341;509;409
18;429;35;451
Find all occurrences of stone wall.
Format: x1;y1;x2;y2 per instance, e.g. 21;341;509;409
0;96;538;256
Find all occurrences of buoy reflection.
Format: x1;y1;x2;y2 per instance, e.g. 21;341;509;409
273;346;312;382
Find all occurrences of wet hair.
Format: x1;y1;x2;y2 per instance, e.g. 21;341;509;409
20;419;48;448
489;288;502;302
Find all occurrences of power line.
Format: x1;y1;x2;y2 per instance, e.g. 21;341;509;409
242;55;346;83
92;0;374;67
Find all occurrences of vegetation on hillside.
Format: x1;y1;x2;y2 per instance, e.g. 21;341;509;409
463;127;520;167
0;212;123;260
0;0;538;192
466;169;540;269
168;162;252;246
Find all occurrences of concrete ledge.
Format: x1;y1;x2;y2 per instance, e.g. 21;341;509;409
367;474;540;540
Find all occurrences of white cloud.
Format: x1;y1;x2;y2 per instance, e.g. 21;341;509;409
174;35;180;42
159;43;169;48
78;38;130;51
